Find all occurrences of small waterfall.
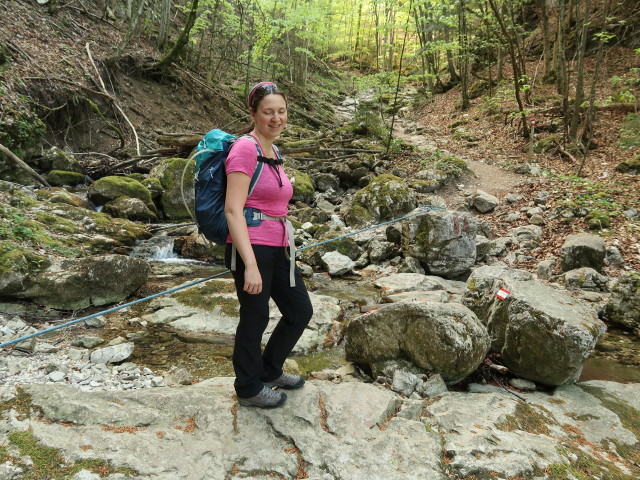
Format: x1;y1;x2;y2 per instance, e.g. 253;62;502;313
131;235;180;261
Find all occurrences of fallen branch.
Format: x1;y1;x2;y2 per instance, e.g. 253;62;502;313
85;42;141;156
320;148;384;154
0;143;50;187
555;142;579;163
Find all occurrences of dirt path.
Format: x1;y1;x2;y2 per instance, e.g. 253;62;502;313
393;119;528;204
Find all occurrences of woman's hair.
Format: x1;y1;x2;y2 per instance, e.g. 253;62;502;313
236;82;287;135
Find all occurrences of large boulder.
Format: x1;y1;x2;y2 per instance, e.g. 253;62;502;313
402;209;476;279
8;254;150;310
560;233;606;273
344;174;416;227
603;272;640;331
150;157;195;219
285;167;314;204
462;264;606;386
87;176;154;209
345;301;490;384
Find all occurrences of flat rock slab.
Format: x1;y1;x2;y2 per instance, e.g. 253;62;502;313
1;380;639;480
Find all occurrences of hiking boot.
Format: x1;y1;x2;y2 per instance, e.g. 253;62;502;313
238;386;287;408
265;372;305;390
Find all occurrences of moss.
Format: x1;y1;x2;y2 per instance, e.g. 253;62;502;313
7;429;138;480
585;210;611;230
88;176;153;206
615;156;640;174
174;281;239;316
35;211;77;234
580;384;640;468
548;444;639;480
467;278;478;292
285;167;314;202
495;402;554;435
0;241;50;276
46;170;86;187
344;204;373;227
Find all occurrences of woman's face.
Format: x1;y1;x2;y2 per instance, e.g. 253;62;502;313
251;93;287;141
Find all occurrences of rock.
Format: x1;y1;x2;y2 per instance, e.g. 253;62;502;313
85;316;107;328
615;156;640;174
367;238;398;263
71;336;105;349
402;209;476;279
509;378;537;391
471;190;499;213
314;173;340;192
560;233;606;273
46;170;86;187
415;373;448;397
505;193;521;204
345;174;417;227
391;370;420;396
48;371;66;382
529;213;546;225
463;264;606;385
397;256;425;274
8;255;150;310
90;343;135;364
603;272;640;331
374;273;444;294
509;225;542;249
559;267;609;292
605;246;625;267
383;290;449;304
320;251;355;276
103;196;158;222
345;301;490;384
164;366;194;386
87;175;154;208
286;167;314;204
536;257;558;280
150;157;194;219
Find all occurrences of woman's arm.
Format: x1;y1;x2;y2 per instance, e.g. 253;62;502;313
225;171;262;294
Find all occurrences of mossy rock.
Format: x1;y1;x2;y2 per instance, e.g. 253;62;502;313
103;196;158;222
345;174;416;228
0;241;50;295
285;167;314;204
36;188;90;209
42;147;83;173
585;210;611;230
533;134;562;154
615;156;640;175
46;170;86;187
87;176;153;208
127;174;163;199
0;108;46;166
153;157;195;219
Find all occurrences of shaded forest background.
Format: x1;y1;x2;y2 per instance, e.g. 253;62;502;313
0;0;639;268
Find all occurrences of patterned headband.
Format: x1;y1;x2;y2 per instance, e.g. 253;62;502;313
247;82;278;109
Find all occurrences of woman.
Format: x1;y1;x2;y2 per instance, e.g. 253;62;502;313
224;82;313;408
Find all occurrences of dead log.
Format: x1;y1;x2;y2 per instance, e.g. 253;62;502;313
156;134;203;148
0;143;50;187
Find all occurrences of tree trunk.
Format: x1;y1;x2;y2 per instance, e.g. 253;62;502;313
458;0;470;109
568;0;591;141
158;0;171;49
539;0;552;78
154;0;200;71
444;23;460;82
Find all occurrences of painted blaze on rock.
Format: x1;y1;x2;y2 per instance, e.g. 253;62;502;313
463;265;606;386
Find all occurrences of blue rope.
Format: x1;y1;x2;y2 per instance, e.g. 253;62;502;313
0;205;443;349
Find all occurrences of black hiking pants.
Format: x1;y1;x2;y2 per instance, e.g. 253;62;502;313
225;244;313;398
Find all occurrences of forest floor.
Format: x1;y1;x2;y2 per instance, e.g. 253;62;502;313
400;52;640;275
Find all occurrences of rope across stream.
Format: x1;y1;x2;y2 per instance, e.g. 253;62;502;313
0;205;444;349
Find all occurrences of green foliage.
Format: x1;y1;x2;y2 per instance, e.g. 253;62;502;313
421;149;469;178
6;429;138;480
619;113;640;150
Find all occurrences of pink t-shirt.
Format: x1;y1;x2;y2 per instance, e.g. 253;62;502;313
225;137;293;246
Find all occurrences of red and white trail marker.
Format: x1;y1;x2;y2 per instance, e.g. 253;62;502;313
495;288;511;301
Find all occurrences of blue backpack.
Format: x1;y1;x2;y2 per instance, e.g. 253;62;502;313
193;129;273;244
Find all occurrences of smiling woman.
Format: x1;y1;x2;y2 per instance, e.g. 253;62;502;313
222;82;313;409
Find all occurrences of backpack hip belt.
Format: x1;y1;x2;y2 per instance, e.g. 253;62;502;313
230;213;296;287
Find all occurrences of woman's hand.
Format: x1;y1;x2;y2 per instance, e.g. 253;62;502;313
243;264;263;294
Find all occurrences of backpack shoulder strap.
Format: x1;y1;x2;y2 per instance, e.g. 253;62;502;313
238;135;265;197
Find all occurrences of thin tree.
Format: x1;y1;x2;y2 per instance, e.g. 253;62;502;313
154;0;201;71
